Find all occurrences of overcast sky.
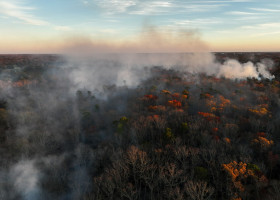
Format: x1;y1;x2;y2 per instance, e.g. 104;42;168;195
0;0;280;53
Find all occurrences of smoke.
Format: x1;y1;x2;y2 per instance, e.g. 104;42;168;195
55;26;274;93
218;60;258;79
10;160;41;200
0;26;276;200
62;52;274;95
60;25;209;55
217;59;275;80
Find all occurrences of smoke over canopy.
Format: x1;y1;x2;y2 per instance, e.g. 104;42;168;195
59;26;274;91
10;160;41;200
0;26;276;200
64;52;274;93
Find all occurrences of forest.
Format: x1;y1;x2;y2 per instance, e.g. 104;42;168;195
0;53;280;200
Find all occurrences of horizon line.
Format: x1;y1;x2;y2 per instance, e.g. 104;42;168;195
0;51;280;56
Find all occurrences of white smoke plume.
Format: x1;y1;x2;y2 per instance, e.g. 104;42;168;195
217;59;274;80
10;160;41;200
63;52;274;94
57;25;274;93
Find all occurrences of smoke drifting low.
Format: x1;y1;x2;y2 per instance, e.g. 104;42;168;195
58;26;274;93
63;52;274;94
10;160;41;200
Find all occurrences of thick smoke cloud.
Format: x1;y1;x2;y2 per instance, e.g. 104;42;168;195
58;26;274;93
217;59;275;80
63;52;274;94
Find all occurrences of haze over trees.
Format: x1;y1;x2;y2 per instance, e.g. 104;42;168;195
0;53;280;200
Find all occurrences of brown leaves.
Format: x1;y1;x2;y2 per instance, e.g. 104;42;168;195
198;112;220;122
143;94;158;101
168;100;182;108
222;161;268;193
252;136;274;148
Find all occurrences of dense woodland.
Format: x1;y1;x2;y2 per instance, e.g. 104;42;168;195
0;53;280;200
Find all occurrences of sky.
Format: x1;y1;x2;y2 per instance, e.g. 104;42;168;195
0;0;280;53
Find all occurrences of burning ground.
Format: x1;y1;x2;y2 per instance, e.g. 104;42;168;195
0;53;280;200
